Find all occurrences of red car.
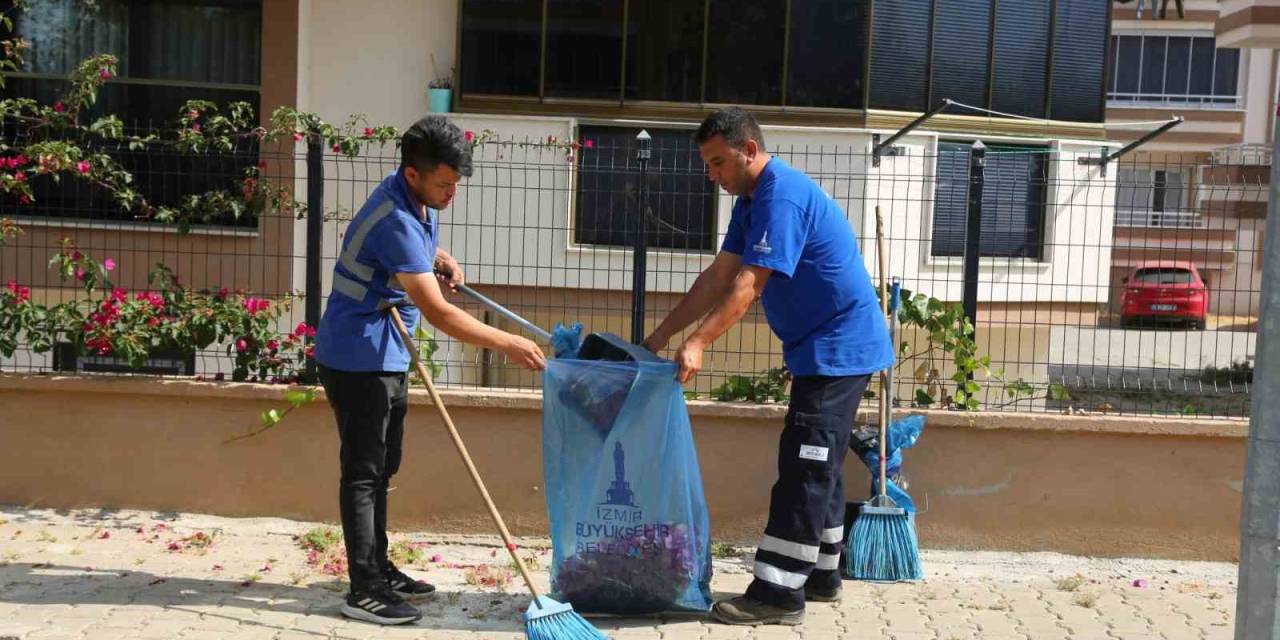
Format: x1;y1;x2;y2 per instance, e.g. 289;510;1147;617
1120;261;1208;330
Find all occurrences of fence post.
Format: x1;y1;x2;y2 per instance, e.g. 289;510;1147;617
631;130;651;345
961;141;986;392
304;134;324;384
1234;102;1280;640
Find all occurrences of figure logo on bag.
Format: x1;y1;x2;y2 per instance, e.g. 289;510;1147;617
604;442;637;507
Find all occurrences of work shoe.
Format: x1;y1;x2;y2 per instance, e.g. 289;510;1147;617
340;586;422;625
385;563;436;597
804;583;842;603
710;596;805;626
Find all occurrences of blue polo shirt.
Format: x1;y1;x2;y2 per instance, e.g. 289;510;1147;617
314;169;438;372
722;158;894;377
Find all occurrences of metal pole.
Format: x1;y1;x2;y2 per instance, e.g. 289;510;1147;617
961;141;986;392
1234;102;1280;640
304;133;324;384
631;130;651;345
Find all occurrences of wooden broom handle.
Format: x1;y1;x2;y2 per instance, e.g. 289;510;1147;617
388;307;543;599
874;206;889;501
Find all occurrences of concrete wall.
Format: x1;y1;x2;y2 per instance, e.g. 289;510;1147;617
0;374;1246;562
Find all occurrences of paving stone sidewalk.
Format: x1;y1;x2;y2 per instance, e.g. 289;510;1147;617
0;507;1237;640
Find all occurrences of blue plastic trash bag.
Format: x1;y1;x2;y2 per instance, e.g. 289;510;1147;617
860;414;925;513
542;357;713;614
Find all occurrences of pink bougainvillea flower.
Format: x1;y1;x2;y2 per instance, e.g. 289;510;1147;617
14;171;26;182
187;110;200;119
13;154;28;166
292;132;304;142
256;160;268;170
331;143;341;153
75;267;86;281
218;287;229;299
103;258;115;271
363;127;374;138
53;102;66;113
99;68;112;80
76;161;91;174
267;340;279;351
235;339;248;353
191;123;201;133
584;139;594;149
464;130;476;143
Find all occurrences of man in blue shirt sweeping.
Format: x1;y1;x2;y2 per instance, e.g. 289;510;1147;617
313;116;545;626
643;107;894;626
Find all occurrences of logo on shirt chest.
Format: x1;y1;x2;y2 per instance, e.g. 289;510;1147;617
753;231;772;255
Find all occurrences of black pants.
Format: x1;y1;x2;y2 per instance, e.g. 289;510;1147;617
318;364;409;593
746;374;870;611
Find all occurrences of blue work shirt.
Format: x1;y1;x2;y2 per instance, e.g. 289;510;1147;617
314;169;438;372
721;158;894;377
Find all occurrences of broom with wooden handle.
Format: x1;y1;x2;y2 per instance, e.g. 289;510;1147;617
845;205;923;581
388;307;606;640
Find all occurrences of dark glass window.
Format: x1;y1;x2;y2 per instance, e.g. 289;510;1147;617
624;0;704;102
786;0;867;109
3;0;263;228
575;126;716;251
545;0;623;99
704;0;785;105
460;0;541;96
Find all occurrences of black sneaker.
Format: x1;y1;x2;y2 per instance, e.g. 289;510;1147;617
340;586;422;625
710;596;805;626
385;563;436;597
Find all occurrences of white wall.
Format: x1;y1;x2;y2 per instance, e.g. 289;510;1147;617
298;0;459;130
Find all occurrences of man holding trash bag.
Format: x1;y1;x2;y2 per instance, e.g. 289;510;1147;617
642;107;894;626
313;115;546;626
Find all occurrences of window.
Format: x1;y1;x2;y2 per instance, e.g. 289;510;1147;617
2;0;263;229
4;0;261;125
458;0;1109;122
931;0;991;111
1108;34;1241;106
786;0;867;109
932;142;1048;260
460;0;541;96
623;0;704;102
868;0;930;112
991;0;1051;118
574;126;716;252
545;0;624;100
1050;0;1109;122
704;0;786;105
1116;167;1195;228
1133;267;1195;285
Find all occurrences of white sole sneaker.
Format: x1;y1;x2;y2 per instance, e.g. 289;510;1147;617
339;604;422;626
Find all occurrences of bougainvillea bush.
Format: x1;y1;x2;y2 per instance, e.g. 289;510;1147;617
0;237;313;383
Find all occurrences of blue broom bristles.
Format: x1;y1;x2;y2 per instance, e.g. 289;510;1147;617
524;595;608;640
846;504;923;582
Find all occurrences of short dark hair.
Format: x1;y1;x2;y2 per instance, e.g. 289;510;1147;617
694;107;765;150
401;115;473;177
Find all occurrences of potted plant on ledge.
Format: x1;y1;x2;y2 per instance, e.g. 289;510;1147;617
428;54;453;114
